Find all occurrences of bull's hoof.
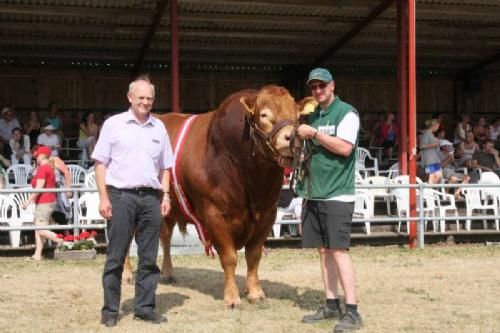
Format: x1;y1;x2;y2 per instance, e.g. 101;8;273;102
246;290;267;304
224;298;242;309
159;275;176;284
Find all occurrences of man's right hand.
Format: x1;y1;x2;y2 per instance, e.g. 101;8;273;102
99;197;112;219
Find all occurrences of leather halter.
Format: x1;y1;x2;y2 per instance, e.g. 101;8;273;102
245;114;297;161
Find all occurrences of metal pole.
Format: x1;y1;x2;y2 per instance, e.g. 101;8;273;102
170;0;180;113
408;0;418;249
398;0;408;175
73;189;80;236
418;183;425;249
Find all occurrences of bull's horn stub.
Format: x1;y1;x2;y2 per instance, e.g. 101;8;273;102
240;96;255;115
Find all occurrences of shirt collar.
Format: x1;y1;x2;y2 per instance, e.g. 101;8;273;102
318;95;341;116
125;109;155;127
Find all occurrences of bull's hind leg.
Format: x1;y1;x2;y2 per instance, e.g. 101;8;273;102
244;238;267;303
160;217;176;284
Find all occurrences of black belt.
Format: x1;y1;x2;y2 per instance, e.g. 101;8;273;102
108;186;160;196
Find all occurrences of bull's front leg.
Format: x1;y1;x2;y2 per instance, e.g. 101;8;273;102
244;237;267;303
217;244;241;308
122;254;134;285
160;218;176;284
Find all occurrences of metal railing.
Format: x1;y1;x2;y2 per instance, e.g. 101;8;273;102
0;182;499;250
0;187;104;239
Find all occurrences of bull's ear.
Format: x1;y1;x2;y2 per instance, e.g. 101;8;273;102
240;96;256;115
298;97;318;115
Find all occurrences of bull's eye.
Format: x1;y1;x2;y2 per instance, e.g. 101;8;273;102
260;113;267;118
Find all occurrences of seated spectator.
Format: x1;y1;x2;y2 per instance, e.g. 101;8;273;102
77;112;99;164
489;117;500;142
439;140;470;197
470;139;500;182
473;116;490;147
377;112;399;159
37;124;60;157
456;130;479;168
454;114;471;145
44;102;62;131
0;106;21;156
23;111;41;149
9;127;31;165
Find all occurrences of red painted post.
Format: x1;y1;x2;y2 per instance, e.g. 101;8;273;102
408;0;417;249
398;0;408;176
170;0;180;113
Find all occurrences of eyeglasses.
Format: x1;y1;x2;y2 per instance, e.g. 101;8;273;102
309;82;328;91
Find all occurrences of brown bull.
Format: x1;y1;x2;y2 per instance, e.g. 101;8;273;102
125;85;303;307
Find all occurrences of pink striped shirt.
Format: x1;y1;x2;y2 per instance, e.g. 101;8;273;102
92;109;174;190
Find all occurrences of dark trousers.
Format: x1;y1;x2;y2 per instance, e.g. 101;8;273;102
101;188;161;318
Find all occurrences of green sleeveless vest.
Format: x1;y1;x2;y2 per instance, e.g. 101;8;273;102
296;96;357;199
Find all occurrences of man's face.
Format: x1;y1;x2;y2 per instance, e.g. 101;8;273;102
484;143;495;152
309;80;334;104
127;81;154;118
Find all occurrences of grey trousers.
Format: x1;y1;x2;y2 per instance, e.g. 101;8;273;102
101;188;161;318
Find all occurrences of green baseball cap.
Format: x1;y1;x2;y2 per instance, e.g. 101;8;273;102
307;67;333;84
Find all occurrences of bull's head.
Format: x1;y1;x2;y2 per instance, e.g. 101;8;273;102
240;86;299;163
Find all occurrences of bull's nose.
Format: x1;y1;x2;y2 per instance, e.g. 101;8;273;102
284;133;291;141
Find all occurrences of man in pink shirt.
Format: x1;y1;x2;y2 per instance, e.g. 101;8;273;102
92;75;174;327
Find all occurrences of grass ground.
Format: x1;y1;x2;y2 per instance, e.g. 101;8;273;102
0;244;499;333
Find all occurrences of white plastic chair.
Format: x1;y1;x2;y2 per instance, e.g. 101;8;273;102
67;164;87;187
4;164;33;188
478;171;500;204
393;187;435;233
379;162;399;179
424;188;459;232
272;197;302;239
363;175;393;215
78;192;107;241
354;189;374;234
8;192;36;248
355;147;379;177
462;188;499;231
84;170;96;189
0;194;20;247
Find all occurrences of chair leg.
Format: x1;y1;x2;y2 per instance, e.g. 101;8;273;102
272;223;281;239
9;230;21;248
365;221;371;235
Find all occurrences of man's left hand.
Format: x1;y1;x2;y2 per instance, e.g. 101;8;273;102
296;124;317;140
161;198;171;217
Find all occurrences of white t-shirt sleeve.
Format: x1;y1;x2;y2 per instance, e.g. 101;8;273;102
335;111;359;145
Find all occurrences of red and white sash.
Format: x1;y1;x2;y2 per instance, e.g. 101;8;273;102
171;115;213;255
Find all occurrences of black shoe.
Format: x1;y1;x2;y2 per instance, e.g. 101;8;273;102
133;312;167;324
302;306;341;323
100;315;117;327
334;311;363;332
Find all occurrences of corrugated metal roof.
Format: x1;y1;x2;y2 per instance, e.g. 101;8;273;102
1;0;500;74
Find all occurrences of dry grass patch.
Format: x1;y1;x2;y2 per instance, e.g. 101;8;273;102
0;244;499;333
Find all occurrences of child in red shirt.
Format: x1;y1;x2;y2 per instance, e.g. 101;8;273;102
22;145;62;260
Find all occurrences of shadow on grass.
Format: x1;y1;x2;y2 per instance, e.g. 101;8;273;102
167;267;324;311
121;292;190;316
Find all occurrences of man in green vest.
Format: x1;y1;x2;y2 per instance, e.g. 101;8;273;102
296;68;362;333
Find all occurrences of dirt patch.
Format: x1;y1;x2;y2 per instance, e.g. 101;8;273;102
0;244;499;333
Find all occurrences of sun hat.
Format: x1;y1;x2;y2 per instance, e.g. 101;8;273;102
33;145;52;158
307;68;333;85
43;124;56;131
439;139;453;147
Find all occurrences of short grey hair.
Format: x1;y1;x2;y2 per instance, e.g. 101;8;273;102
128;75;155;97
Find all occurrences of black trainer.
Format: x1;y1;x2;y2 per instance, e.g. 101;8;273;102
333;311;363;332
133;312;167;324
302;306;341;323
100;315;117;327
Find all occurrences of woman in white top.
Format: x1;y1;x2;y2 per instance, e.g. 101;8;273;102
9;127;31;165
454;114;471;145
37;124;60;156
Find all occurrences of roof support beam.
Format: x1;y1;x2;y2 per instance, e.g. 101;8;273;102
133;0;169;75
458;50;500;77
311;0;396;68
